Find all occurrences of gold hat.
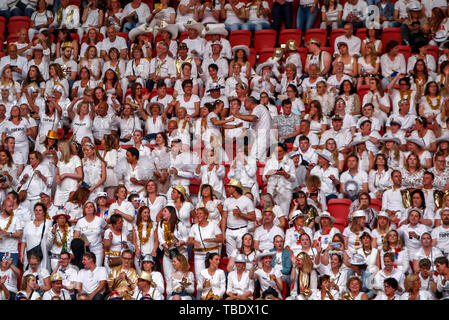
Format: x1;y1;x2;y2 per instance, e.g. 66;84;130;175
286;39;297;51
173;184;186;197
51;273;63;282
263;207;274;213
61;41;73;49
307;38;321;47
138;271;153;283
272;47;284;61
226;179;243;190
47;130;59;140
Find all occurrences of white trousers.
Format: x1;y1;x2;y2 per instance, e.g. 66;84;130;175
225;227;248;257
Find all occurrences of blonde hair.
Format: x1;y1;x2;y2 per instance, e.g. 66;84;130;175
404;273;419;293
382;230;404;252
365;43;378;69
58;139;73;163
296;252;314;273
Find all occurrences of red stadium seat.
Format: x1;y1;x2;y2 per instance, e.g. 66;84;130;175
304;29;327;48
357;85;370;103
229;30;252;48
279;29;302;46
189;178;201;195
327;198;352;232
70;0;81;6
356;28;367;41
6;35;19;45
7;16;31;36
0;16;5;35
298;47;308;68
426;45;439;64
249;48;257;68
370;198;382;211
381;28;402;52
330;28;345;50
117;32;129;44
398;45;411;62
321;46;333;56
253;29;277;53
258;47;275;63
70;33;80;44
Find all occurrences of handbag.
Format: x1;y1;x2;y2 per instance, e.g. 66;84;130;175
26;220;46;262
18;171;36;203
107;232;123;267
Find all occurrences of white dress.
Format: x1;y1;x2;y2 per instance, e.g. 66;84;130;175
82;157;104;201
133;221;157;256
71;114;93;144
100;149;118;188
53;156;82;206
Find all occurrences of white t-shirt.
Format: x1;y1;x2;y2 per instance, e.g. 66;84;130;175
74;216;107;250
254;267;282;296
0;215;22;253
254;225;285;252
431;225;449;254
223;195;255;229
188;221;222;250
76;266;108;295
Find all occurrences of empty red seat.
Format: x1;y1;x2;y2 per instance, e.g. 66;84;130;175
327;198;352;232
258;47;275;63
357;85;370;103
330;28;346;50
279;29;302;46
229;30;252;48
8;16;31;36
253;29;277;53
304;28;327;48
381;28;402;52
0;16;5;35
356;28;367;41
298;47;308;68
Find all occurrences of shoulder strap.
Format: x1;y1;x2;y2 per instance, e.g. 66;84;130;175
198;224;206;250
39;221;46;244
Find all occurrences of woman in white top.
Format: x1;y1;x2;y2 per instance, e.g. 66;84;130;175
188;207;223;281
173;63;199;96
176;0;198;30
195;149;226;200
102;48;127;94
175;80;201;118
223;0;245;31
81;143;107;202
21;203;52;271
146;0;176;32
227;253;255;299
377;229;410;274
100;0;124;34
198;0;221;24
343;211;371;255
197;252;226;299
342;276;369;300
117;103;142;143
45;63;69;99
53;140;83;206
132;206;158;265
74;201;108;265
157;206;189;280
123;47;150;92
169;185;195;235
109;184;136;234
334;42;357;78
139;102;166;144
241;0;271;31
142;180;167;223
79;0;104;40
400;273;434;300
368;153;392;199
412;232;444;272
419;81;443;121
18;275;42;300
357;43;380;90
362;77;391;125
67;99;95;144
100;134;118;199
46;210;74;271
304;100;327;135
320;0;342;29
79;27;103;58
287;252;318;300
28;0;54;42
356;232;379;275
166;253;195;300
71;68;97;99
3;106;30;162
103;213;130;273
196;184;224;227
152;132;171;194
317;251;348;294
79;46;103;82
371;211;394;249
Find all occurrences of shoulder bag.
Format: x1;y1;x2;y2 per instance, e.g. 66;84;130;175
26;220;46;262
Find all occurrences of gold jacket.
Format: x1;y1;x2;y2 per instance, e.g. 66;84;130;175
107;266;139;297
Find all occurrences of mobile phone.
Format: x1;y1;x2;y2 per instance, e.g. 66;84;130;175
331;242;341;248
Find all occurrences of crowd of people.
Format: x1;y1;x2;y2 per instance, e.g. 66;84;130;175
0;0;449;301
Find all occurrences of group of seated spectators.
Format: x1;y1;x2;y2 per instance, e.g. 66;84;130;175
0;0;449;301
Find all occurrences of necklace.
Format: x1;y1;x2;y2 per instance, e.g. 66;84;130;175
53;223;68;247
426;95;441;110
138;221;152;245
0;213;13;232
363;248;372;256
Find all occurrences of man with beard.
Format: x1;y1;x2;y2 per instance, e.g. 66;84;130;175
432;208;449;258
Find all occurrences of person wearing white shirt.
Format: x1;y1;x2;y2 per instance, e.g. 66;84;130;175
123;47;151;92
334;23;362;57
381;170;407;225
42;273;72;300
122;0;151;32
76;252;107;300
132;270;165;300
380;40;406;88
254;208;285;252
340;0;368;28
373;253;405;293
223;0;246;31
0;44;28;83
100;26;128;61
309;150;340;200
226;253;255;299
203;27;232;60
53;0;80;30
320;116;352;151
250;251;284;298
0;199;23;267
200;43;230;80
148;41;177;90
340;155;369;200
197;253;226;299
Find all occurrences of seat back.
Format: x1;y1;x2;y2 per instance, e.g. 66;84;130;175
229;30;252;48
253;29;277;53
304;28;327;48
381;28;402;53
279;29;302;47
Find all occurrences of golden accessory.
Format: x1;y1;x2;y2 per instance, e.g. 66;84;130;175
155;58;166;77
204;288;220;300
401;189;412;208
426;95;441;110
67;8;74;25
163;220;174;246
193;245;221;252
57;8;63;26
304;205;318;226
174;276;192;292
325;288;335;300
0;213;14;233
53;223;68;247
434;190;444;209
105;250;121;256
342;292;354;300
114;64;121;79
363;248;372;256
354;233;361;250
176;57;193;78
138;221;153;245
299;270;312;299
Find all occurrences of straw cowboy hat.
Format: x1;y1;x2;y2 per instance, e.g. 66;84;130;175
232;45;250;57
129;23;153;42
183;19;204;34
154;21;178;39
203;23;228;36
